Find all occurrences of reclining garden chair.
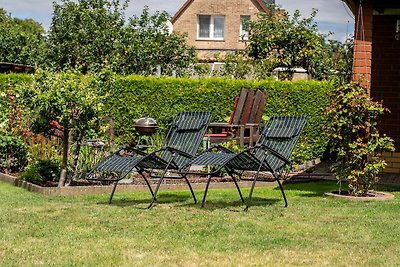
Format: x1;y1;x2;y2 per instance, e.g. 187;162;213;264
86;111;212;208
182;115;307;210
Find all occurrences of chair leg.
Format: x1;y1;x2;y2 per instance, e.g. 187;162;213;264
201;175;212;207
244;174;258;212
276;177;288;207
139;171;155;198
108;181;119;204
183;175;197;204
147;156;175;209
147;175;163;209
227;170;244;204
244;156;266;211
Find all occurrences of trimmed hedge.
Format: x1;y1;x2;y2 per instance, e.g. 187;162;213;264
0;74;333;163
105;76;332;161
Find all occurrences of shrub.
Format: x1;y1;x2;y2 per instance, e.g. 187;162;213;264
0;135;28;174
20;159;61;184
325;82;394;196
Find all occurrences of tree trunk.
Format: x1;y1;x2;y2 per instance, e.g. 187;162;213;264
66;133;83;186
58;128;70;187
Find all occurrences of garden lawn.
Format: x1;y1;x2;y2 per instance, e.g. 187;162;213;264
1;180;400;266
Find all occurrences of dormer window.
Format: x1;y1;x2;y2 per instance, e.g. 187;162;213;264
240;15;251;40
197;15;225;40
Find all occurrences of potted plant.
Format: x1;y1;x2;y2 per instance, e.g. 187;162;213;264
325;82;394;196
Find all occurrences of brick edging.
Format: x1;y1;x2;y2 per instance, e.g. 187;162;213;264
0;172;275;196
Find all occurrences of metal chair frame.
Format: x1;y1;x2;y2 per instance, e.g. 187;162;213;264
86;111;212;208
182;115;307;210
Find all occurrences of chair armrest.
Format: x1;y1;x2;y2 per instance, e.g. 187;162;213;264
118;146;149;157
247;144;291;165
155;146;193;159
206;144;234;153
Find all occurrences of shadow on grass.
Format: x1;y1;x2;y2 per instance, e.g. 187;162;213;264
375;184;400;193
179;196;282;211
98;192;197;208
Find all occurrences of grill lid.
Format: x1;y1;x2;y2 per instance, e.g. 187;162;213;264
134;117;158;135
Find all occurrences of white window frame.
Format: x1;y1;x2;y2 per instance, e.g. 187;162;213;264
197;15;225;40
240;15;251;40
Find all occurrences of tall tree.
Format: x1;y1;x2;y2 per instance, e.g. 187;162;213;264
119;7;196;76
246;7;329;77
46;0;127;72
46;1;196;75
0;8;46;66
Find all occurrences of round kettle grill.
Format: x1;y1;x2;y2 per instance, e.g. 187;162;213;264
134;117;159;136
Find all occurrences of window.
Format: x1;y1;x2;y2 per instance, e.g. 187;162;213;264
240;15;251;40
197;15;225;40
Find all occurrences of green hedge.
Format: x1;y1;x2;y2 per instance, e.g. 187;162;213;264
105;76;332;161
0;74;333;163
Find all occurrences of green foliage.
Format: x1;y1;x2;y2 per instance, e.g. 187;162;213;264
45;1;196;74
0;8;46;65
0;134;27;174
1;73;332;165
17;68;112;185
46;0;126;72
326;38;354;83
233;6;354;81
103;76;331;163
20;159;61;183
119;7;196;76
19;69;109;136
325;82;394;196
246;8;328;76
219;140;244;154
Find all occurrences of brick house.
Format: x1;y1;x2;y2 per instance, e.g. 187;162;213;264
344;0;400;173
171;0;274;61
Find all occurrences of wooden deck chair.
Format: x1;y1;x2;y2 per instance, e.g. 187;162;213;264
86;111;212;208
206;87;267;146
182;115;307;210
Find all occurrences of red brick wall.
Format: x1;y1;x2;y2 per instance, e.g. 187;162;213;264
173;0;264;51
352;1;373;91
371;15;400;149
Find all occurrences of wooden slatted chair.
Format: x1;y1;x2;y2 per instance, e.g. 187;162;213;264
206;87;267;146
86;111;212;208
182;115;307;210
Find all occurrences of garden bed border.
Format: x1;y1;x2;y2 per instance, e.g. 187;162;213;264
0;172;266;196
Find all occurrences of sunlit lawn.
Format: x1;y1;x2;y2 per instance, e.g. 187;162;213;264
1;180;400;266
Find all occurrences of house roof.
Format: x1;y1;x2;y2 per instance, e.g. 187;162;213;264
343;0;400;14
171;0;271;23
0;62;35;74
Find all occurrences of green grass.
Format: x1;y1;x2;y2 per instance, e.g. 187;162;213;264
1;180;400;266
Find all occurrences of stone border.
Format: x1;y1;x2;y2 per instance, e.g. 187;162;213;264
0;172;273;196
324;191;395;201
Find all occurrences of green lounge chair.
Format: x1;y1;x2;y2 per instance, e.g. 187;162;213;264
86;111;212;208
182;115;307;210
